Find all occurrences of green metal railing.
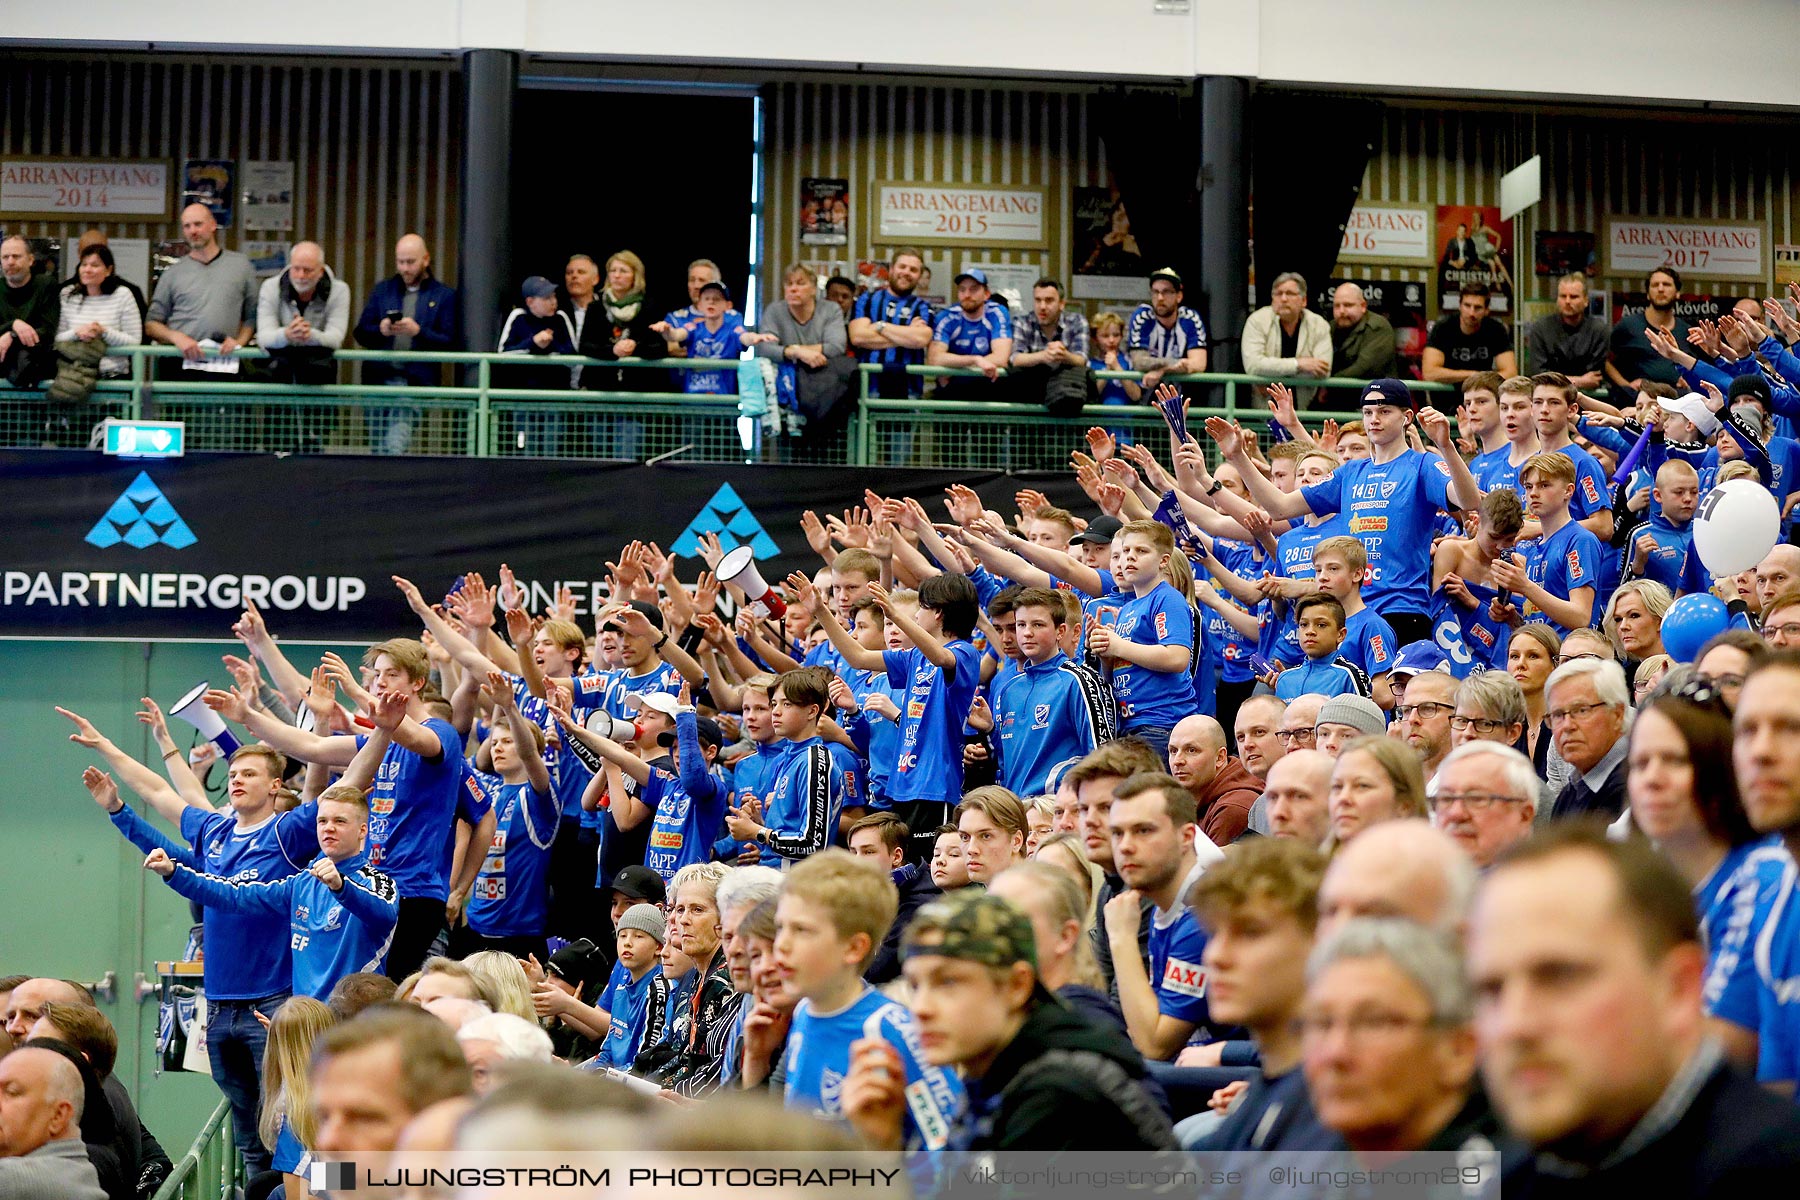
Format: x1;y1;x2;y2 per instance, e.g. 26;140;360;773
151;1099;242;1200
1;345;1454;466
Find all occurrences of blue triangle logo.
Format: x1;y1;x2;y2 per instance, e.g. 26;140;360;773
85;471;197;549
671;483;780;559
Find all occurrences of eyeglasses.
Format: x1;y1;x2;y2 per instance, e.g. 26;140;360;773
1765;622;1800;640
1394;702;1453;721
1448;714;1511;734
1298;1010;1438;1040
1555;652;1603;666
1276;729;1317;745
1430;790;1525;812
1547;701;1612;725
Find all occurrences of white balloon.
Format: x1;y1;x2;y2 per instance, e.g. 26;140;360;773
1691;478;1781;577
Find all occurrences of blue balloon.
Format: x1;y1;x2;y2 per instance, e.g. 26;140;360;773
1660;594;1729;663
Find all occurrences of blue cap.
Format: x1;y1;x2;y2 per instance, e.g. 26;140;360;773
954;268;989;288
521;275;556;300
1360;378;1416;411
1389;640;1449;679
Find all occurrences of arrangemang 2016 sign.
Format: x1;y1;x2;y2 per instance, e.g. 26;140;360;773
0;452;1088;641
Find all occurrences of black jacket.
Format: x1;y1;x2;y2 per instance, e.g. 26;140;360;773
866;862;939;984
947;998;1177;1150
1502;1057;1800;1199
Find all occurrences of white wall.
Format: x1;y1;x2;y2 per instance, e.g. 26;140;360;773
9;0;1800;107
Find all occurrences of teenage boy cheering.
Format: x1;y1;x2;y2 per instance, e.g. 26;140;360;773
1208;377;1480;645
991;586;1118;796
805;570;982;861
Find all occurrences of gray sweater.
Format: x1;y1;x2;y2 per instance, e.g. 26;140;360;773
0;1138;107;1200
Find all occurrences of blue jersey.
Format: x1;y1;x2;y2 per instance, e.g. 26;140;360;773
1519;520;1602;636
592;964;658;1069
110;803;318;1001
1300;450;1457;615
466;778;560;938
1699;839;1790;1034
932;300;1013;357
1126;304;1207;361
883;640;983;804
1275;655;1372;701
1106;582;1197;730
759;737;844;864
1341;607;1397;680
358;717;464;901
782;985;962;1150
845;667;904;804
853;288;935;393
645;711;733;882
1148;899;1214;1036
685;312;747;394
992;652;1117;796
1754;853;1800;1087
1208;537;1262;684
163;850;398;1000
1430;577;1510;678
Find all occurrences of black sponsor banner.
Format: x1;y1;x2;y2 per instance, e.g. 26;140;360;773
1;451;1093;641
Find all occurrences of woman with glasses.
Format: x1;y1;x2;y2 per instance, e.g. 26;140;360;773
1506;623;1568;790
1627;690;1789;1070
1604;579;1673;686
1325;736;1427;851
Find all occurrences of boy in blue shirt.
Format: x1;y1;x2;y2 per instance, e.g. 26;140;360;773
726;667;845;866
926;268;1013;400
456;673;560;960
1273;594;1374;702
145;784;399;1001
1310;536;1397;708
992;586;1117;796
809;570;983;863
1491;451;1602;636
766;850;961;1144
1087;519;1197;765
654;281;777;394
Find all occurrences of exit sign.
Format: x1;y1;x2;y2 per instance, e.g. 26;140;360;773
102;419;185;458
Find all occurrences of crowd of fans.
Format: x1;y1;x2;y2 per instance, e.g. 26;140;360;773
7;347;1800;1193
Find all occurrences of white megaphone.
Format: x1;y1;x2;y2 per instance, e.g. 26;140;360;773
716;545;788;618
584;710;643;744
169;682;242;758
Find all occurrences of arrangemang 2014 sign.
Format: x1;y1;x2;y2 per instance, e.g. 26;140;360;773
0;452;1089;641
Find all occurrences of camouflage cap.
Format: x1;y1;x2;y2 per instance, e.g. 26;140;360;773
901;889;1039;971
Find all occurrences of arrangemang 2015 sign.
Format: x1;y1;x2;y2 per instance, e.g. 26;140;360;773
0;452;1088;641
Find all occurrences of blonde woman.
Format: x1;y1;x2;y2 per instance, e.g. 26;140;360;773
258;996;337;1196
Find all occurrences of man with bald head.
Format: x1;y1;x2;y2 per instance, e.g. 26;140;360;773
256;240;350;387
1261;749;1335;846
144;202;258;375
1316;819;1476;939
1329;281;1398;395
1167;714;1261;843
355;233;460;452
1754;545;1800;616
0;234;58;386
0;1047;105;1199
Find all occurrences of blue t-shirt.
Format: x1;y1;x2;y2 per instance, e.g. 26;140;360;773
357;717;464;901
932;300;1013;357
592;964;658;1069
1699;839;1790;1033
111;803;318;1001
1126;304;1208;361
685;312;747;394
164;850;399;1001
466;778;560;938
1519;520;1602;636
1148;900;1213;1038
1106;582;1197;731
782;985;962;1150
883;640;983;804
1300;449;1456;615
1340;607;1397;680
